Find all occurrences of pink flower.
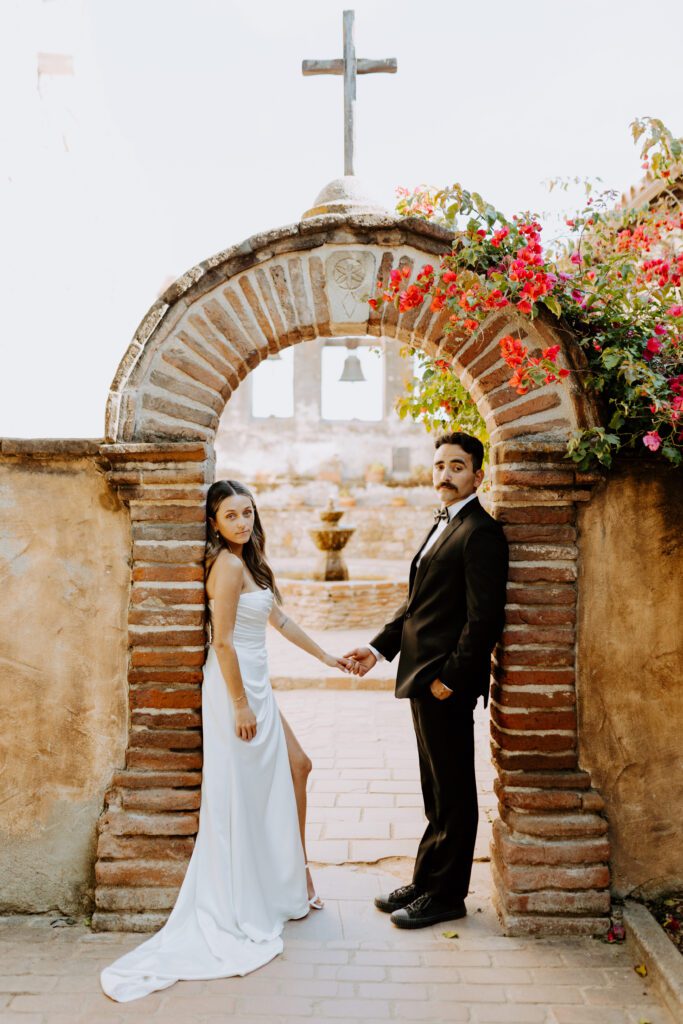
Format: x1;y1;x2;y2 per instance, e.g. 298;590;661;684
643;431;662;452
570;252;582;265
667;305;683;316
654;323;667;335
646;337;663;355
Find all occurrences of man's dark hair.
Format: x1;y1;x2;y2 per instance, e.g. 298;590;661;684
434;431;485;472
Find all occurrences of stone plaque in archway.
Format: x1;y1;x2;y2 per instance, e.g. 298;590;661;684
325;250;376;326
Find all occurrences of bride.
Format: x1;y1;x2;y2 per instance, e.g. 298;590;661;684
100;479;351;1002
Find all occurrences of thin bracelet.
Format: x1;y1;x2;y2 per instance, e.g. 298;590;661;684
232;693;248;706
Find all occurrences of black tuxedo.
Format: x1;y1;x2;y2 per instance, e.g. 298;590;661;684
370;496;508;902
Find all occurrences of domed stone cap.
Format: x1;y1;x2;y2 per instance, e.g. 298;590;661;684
302;176;389;219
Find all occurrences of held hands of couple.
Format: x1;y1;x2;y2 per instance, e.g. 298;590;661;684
342;647;378;677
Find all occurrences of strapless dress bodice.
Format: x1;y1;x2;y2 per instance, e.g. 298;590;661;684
208;588;273;649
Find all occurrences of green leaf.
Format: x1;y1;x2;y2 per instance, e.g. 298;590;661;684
542;295;562;318
442;930;459;939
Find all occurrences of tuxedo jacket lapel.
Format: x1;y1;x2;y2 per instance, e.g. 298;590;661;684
408;498;481;607
409;524;438;593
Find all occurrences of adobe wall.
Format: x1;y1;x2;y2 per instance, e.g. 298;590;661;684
577;458;683;898
0;444;130;913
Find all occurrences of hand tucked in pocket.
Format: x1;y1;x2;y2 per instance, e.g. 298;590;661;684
430;678;453;700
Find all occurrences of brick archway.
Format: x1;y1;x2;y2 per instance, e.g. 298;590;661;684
94;213;611;935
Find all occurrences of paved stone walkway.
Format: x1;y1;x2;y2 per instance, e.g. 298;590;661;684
0;655;674;1023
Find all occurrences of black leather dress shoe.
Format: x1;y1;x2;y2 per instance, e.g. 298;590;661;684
390;893;467;929
374;883;421;914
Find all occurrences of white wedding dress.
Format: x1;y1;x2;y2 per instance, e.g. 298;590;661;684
100;588;310;1002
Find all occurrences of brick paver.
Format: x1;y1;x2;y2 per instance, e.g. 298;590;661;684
0;652;673;1024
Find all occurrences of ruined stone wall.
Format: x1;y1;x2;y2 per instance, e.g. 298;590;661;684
577;459;683;898
0;444;130;913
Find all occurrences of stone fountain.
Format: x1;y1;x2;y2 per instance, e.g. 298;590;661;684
310;499;354;581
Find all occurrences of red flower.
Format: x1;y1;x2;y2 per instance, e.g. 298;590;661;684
542;345;561;362
442;270;458;283
368;298;378;310
517;299;532;315
559;368;570;378
463;318;478;331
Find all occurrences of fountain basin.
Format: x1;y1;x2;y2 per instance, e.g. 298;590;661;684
278;575;408;630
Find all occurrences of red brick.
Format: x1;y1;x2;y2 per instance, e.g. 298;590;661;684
494;784;581;812
503;888;611;915
95;886;180;912
581;791;606;812
132;541;206;563
491;707;577;732
493;819;608;865
496;770;591;790
129;503;205;523
129;728;201;750
491;391;562;427
491;685;576;709
131;585;205;606
502;809;607;839
491;723;576;753
494;850;610;892
497;506;576;526
121;788;201;811
96;859;189;887
499;648;574;668
504;525;577;544
503;626;575;645
130;649;206;668
130;627;206;646
504;606;576;626
506;585;576;606
111;769;201;788
508;543;577;562
458;313;510;368
508;565;576;584
492;748;579;771
493;416;572;442
127;749;203;770
129;608;205;627
129;668;204;684
132;522;205;542
130;711;202;729
162;348;230;395
124;485;208;503
132;565;204;582
129;687;202;709
493;667;576;686
96;833;195;861
99;809;198;836
103;442;208;463
495;469;576;487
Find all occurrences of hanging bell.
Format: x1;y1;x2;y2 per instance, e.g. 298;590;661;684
339;351;366;382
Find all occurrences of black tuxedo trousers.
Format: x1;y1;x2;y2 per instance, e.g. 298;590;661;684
410;692;478;902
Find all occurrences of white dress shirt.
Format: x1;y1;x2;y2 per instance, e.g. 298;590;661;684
368;492;478;665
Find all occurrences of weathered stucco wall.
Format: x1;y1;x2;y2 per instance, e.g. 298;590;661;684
578;459;683;898
0;450;130;913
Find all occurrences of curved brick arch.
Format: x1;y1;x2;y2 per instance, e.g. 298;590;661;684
106;214;598;447
95;213;610;937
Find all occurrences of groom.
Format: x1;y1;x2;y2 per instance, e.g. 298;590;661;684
345;431;508;928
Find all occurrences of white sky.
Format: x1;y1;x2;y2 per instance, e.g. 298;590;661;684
1;0;682;438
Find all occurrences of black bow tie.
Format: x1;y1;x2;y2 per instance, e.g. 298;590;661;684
433;507;450;522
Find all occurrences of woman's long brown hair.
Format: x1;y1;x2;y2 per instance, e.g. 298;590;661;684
204;480;282;604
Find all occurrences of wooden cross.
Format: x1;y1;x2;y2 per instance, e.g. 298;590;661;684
302;9;397;176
